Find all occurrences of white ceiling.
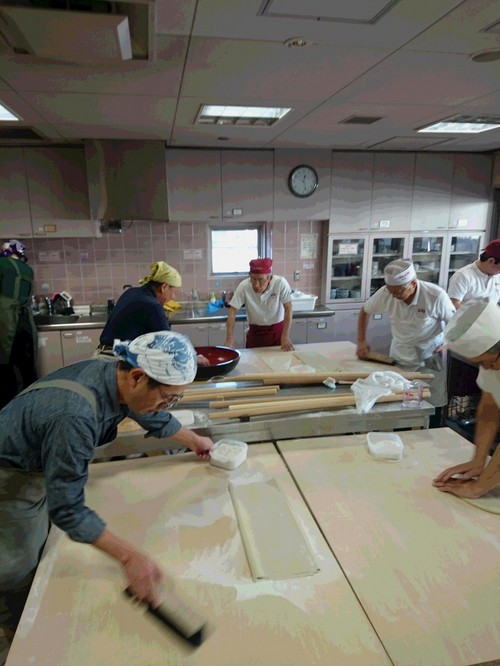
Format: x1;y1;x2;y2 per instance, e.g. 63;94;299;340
1;0;500;152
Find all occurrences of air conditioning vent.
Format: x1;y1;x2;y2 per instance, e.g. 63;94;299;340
340;116;384;125
0;1;150;62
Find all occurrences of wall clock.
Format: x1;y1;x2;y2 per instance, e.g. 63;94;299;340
288;165;318;198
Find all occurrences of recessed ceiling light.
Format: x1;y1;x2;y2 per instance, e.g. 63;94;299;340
284;37;311;48
196;105;291;127
0;102;20;121
417;114;500;134
470;49;500;63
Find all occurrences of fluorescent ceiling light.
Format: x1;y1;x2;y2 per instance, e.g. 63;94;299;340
418;114;500;134
0;103;20;121
197;105;291;127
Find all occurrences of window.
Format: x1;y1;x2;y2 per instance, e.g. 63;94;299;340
210;224;265;276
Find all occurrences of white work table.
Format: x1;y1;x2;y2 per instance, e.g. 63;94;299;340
7;444;391;665
277;428;500;666
96;341;434;458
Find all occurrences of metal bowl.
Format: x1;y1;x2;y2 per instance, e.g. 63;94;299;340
194;346;241;380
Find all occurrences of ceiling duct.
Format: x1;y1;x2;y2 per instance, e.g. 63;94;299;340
85;140;169;221
0;1;151;63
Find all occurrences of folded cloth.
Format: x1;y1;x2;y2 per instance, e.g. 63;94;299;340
163;299;182;313
351;371;409;414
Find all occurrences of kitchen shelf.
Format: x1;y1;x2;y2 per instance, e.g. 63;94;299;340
372;253;401;257
331;276;361;281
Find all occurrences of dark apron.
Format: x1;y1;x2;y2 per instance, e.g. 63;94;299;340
246;321;284;349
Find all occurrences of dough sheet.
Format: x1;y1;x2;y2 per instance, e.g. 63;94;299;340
229;479;319;580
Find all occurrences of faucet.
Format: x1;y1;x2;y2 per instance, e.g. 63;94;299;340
44;297;53;315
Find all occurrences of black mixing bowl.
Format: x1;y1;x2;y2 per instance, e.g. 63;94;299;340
194;346;241;380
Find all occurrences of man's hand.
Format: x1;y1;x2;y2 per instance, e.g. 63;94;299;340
196;354;210;367
280;337;294;351
433;478;486;499
433;460;485;485
189;435;214;460
357;341;370;359
122;550;163;607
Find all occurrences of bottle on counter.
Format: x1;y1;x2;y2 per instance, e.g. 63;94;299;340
38;297;48;315
209;292;216;304
31;295;39;314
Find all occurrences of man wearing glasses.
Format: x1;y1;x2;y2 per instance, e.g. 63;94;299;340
0;331;214;646
225;258;294;350
433;299;500;498
357;258;455;427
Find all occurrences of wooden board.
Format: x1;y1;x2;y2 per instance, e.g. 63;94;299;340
9;445;391;666
277;428;500;666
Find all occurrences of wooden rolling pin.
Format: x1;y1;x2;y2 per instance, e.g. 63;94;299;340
217;371;433;385
208;389;431;420
180;386;279;403
365;351;396;365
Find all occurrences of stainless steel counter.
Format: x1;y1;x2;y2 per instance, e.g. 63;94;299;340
35;305;334;331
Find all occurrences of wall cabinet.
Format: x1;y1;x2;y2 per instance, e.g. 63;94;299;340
0;148;32;238
448;154;492;231
166;149;273;222
25;147;93;236
221;150;273;221
369;152;414;232
166;150;222;222
274;149;332;222
410;153;453;232
330;152;374;233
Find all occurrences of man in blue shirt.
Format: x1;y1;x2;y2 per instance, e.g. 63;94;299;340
99;261;180;349
0;331;213;641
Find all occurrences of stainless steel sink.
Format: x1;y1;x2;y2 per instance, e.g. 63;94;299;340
34;314;80;325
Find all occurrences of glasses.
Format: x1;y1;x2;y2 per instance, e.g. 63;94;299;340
156;388;183;408
250;276;271;285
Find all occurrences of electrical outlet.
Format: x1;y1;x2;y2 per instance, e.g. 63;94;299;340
293;270;301;281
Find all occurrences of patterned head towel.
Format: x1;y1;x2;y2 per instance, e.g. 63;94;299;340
113;331;197;384
138;261;182;287
1;239;26;258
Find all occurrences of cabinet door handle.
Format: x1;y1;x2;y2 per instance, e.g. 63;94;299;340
62;332;74;338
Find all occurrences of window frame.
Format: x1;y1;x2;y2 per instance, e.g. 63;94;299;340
208;222;267;277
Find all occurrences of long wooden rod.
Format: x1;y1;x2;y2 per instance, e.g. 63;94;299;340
217;371;434;385
208;389;431;420
179;386;279;403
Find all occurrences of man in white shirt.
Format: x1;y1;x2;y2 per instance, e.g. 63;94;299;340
447;239;500;308
357;259;455;426
433;300;500;499
225;258;294;350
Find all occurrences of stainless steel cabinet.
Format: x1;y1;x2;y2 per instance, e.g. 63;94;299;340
172;323;210;347
292;319;308;344
61;328;102;365
306;317;333;344
36;330;64;377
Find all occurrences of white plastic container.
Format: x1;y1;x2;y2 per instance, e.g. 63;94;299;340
209;439;248;470
290;292;318;312
366;432;404;462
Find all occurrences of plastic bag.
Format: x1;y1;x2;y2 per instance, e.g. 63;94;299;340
351;371;409;414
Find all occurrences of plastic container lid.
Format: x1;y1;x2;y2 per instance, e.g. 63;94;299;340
209;439;248;470
366;432;404;462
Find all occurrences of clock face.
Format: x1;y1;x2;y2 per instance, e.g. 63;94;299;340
288;165;318;198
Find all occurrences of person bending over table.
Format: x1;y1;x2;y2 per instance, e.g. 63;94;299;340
0;331;214;645
97;260;209;366
433;299;500;498
357;258;455;427
225;258;294;351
